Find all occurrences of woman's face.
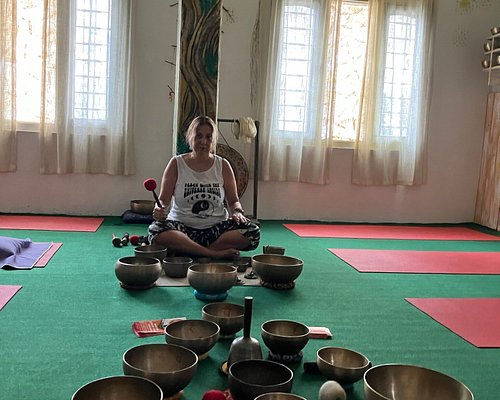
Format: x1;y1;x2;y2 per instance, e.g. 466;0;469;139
192;123;214;154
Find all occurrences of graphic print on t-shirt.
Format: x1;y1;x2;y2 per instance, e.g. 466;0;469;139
184;182;222;218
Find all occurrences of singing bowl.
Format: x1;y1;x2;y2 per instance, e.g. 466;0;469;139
187;263;237;294
228;359;294;400
72;375;163;400
130;199;155;215
122;343;198;397
251;254;303;284
254;393;306;400
134;245;168;262
364;364;474;400
164;319;220;355
162;256;193;278
261;320;310;355
115;256;162;288
316;346;371;385
202;302;245;336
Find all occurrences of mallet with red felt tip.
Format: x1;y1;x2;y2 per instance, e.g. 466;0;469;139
112;234;122;248
143;178;162;208
130;235;140;246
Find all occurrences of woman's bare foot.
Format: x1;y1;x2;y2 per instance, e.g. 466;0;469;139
209;248;240;259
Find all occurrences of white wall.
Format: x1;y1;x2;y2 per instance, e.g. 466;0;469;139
0;1;498;223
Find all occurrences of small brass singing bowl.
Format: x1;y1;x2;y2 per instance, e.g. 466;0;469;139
164;319;220;356
202;302;245;337
316;346;371;385
261;320;310;355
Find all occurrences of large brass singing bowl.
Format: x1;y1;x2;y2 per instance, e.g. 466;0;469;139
122;343;198;397
72;375;163;400
228;359;294;400
261;320;310;355
164;319;220;355
114;256;162;288
187;263;237;294
316;346;371;385
202;302;245;337
251;254;303;284
364;364;474;400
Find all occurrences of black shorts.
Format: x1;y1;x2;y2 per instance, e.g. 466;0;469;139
148;219;260;251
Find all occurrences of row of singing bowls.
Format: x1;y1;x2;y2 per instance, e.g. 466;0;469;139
187;263;238;294
164;319;220;356
72;376;163;400
364;364;474;400
122;343;198;397
251;254;303;284
228;359;294;400
261;320;310;355
316;346;371;385
114;256;162;288
202;302;245;336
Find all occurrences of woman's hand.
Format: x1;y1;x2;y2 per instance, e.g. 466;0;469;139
231;210;248;224
152;205;167;221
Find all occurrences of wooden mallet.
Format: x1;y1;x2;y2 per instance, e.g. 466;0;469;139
112;234;122;247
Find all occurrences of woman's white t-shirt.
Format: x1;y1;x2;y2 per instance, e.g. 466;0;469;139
167;154;229;228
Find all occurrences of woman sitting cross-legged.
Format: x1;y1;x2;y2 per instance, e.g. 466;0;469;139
148;115;260;259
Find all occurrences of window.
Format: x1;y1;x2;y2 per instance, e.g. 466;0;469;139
276;0;422;147
74;0;112;121
15;0;113;128
380;13;416;138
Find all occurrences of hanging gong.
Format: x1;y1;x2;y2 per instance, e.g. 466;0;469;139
216;143;249;198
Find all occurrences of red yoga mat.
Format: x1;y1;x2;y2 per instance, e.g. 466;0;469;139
35;242;62;267
284;223;500;241
0;285;22;311
406;298;500;348
329;249;500;274
0;215;104;232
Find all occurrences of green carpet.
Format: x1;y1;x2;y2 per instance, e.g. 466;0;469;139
1;218;500;400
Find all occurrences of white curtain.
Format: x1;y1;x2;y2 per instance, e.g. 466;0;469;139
256;0;330;184
39;0;135;175
0;0;17;172
352;0;436;185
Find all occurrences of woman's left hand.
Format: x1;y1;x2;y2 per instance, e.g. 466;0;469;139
232;211;248;224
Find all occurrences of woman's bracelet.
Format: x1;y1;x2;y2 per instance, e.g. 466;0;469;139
232;207;244;214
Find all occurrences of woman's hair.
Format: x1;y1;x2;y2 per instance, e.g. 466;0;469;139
185;116;219;153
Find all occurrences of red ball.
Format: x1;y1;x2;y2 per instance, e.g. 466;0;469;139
202;390;226;400
143;178;157;191
130;235;140;246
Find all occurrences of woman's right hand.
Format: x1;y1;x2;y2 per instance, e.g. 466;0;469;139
152;205;167;221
